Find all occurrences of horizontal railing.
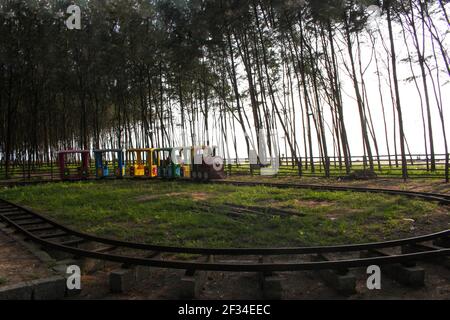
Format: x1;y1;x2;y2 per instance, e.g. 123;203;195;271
0;154;448;181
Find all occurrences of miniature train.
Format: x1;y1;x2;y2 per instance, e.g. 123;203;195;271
57;146;225;181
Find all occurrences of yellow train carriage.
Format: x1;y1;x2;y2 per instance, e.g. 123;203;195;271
126;148;158;178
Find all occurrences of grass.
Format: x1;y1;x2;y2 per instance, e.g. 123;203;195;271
0;277;7;286
228;163;448;178
0;180;447;248
224;174;450;194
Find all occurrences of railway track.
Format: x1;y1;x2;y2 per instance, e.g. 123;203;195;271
0;183;449;272
211;179;450;205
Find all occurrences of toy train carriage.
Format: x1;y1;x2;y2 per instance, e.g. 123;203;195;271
94;149;125;178
126;148;157;178
57;150;90;180
178;147;191;179
191;145;225;181
154;148;181;179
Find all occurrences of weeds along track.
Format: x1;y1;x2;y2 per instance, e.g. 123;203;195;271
210;180;450;204
0;179;449;272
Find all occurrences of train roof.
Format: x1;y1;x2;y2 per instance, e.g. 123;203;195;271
154;147;173;151
57;150;90;154
93;149;124;153
127;148;155;152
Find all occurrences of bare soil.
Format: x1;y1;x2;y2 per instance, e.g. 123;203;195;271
1;227;448;300
67;258;450;300
0;230;54;287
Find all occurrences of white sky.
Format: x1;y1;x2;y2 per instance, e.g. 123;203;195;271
204;4;450;159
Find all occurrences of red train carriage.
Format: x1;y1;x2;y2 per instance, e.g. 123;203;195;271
57;150;90;180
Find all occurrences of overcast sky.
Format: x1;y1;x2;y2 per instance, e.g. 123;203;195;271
202;5;450;159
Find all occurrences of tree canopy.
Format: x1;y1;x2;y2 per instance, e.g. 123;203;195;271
0;0;449;180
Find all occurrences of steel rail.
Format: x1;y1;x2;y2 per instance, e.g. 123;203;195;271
0;210;449;272
0;198;448;256
0;180;449;272
2;178;450;202
210;180;450;204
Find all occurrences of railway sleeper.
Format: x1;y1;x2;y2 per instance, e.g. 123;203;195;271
433;237;450;248
93;245;118;253
39;238;80;260
8;215;37;222
179;255;213;299
0;208;21;214
16;220;48;227
120;251;161;269
258;256;283;300
60;238;89;247
361;249;425;287
68;241;115;273
25;225;57;233
311;254;356;295
402;243;450;269
0;203;14;207
40;232;69;240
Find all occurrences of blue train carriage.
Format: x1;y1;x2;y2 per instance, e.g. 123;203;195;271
176;147;191;179
191;145;225;181
93;149;125;178
154;148;181;179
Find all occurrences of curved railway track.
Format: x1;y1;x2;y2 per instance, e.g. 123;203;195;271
0;179;449;272
211;180;450;204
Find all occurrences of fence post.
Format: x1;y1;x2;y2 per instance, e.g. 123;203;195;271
446;153;449;183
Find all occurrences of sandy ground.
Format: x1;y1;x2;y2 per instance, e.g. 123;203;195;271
0;230;54;287
70;259;450;300
0;228;449;300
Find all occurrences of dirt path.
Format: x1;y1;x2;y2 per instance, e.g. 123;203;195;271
0;230;54;287
69;260;450;300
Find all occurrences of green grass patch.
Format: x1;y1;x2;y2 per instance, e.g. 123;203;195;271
0;180;446;248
